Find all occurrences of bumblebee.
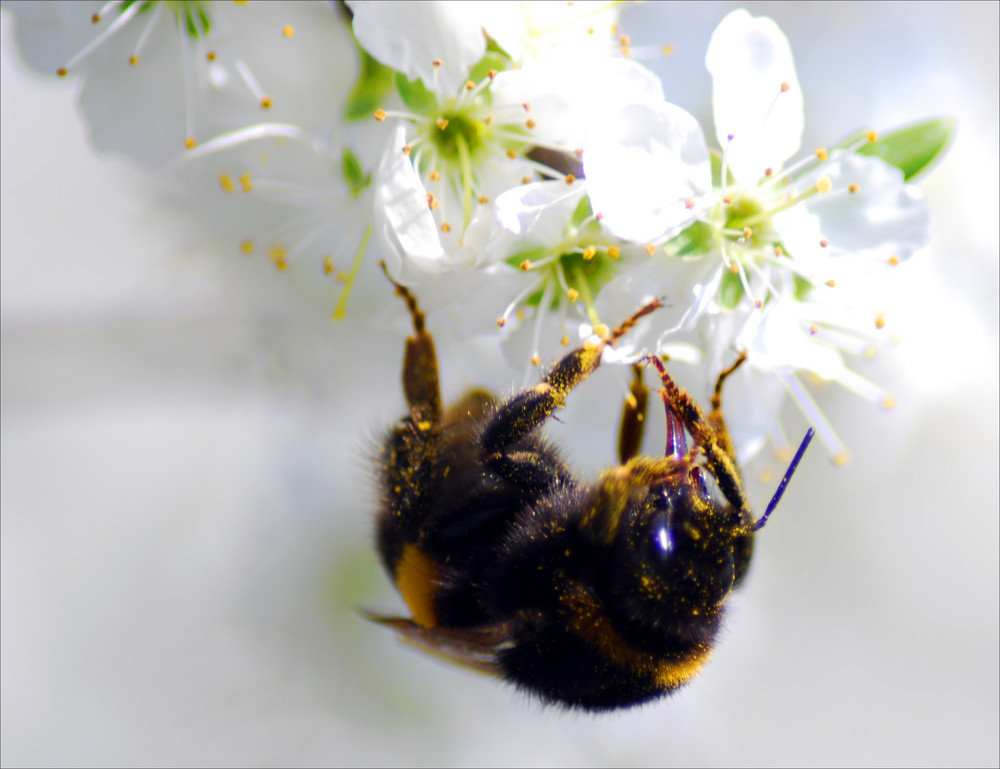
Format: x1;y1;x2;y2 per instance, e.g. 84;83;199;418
368;266;814;711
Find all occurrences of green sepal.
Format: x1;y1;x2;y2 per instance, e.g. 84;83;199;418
710;149;736;189
395;72;437;114
792;273;814;301
664;220;717;259
570;195;593;228
341;147;371;198
344;46;395;122
854;117;955;181
718;268;744;310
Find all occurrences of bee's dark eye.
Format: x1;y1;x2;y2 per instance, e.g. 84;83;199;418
692;466;723;506
646;510;674;563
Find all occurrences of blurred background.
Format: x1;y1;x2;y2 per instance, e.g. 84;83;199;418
2;2;997;766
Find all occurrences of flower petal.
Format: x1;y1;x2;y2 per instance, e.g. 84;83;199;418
585;101;710;243
348;1;485;96
373;125;446;281
706;9;804;184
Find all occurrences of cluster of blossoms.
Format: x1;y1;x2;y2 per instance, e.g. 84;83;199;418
3;1;950;466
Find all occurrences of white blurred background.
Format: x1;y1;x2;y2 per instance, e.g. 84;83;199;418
2;2;997;766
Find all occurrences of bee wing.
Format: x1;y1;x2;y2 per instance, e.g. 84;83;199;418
362;611;516;677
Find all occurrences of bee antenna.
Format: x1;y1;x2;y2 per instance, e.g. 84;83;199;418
751;428;815;533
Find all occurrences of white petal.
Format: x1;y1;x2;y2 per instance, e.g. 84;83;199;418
585;101;710;243
348;1;485;95
706;9;804;185
794;154;932;261
373;126;445;282
738;301;848;382
487;180;586;260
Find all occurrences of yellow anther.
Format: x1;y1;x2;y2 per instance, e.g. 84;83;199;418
645;244;655;255
426;192;439;210
567;288;580;302
219;174;235;192
497;318;506;328
440;223;451;233
91;13;101;23
522;102;531;112
520;260;532;271
521;177;533;184
565;174;576;184
832;451;852;467
874;315;886;329
477;196;490;204
888;256;900;266
206;51;217;62
825;279;836;288
260;97;272;110
780;81;790;92
185;137;197;149
819;239;829;248
608;246;620;259
402;145;412;155
374;109;386;121
128;55;138;66
57;67;68;77
582;246;597;260
809;324;818;335
594;323;610;339
866;130;879;143
848;183;860;193
487;69;498;80
773;245;784;256
239;172;252;192
816;176;833;194
269;245;288;270
743;227;753;239
239;240;254;255
282;25;295;37
436;118;449;130
432;59;443;69
506;149;517;160
530;354;541;366
880;395;897;410
526;118;536;129
323;256;335;275
561;336;570;347
815;147;828;161
465;80;475;90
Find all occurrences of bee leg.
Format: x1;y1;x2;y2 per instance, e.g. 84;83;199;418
618;364;649;464
480;301;661;487
380;262;441;425
640;355;751;517
708;351;748;470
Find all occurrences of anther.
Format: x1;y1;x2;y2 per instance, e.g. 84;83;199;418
645;244;655;255
260;97;273;109
477;196;489;204
780;82;790;92
323;256;335;275
520;260;532;271
436;118;449;130
185;137;197;149
239;173;252;192
825;279;836;287
206;51;217;62
888;256;900;266
848;183;860;193
764;167;773;177
874;315;886;329
283;25;294;37
432;59;443;69
429;171;440;181
809;324;818;335
219;174;235;192
91;13;101;23
816;176;833;194
866;131;879;143
743;227;753;239
441;223;451;233
819;239;829;248
374;109;387;121
567;288;580;302
521;177;533;184
506;149;517;160
426;192;439;210
531;354;541;366
487;69;498;80
57;67;68;77
465;80;475;90
582;246;596;260
574;149;584;159
565;174;576;184
526;118;536;129
522;102;531;112
239;240;254;255
815;148;828;161
561;336;570;346
608;246;620;259
128;55;138;66
685;199;695;209
402;145;412;155
497;318;506;328
773;246;783;256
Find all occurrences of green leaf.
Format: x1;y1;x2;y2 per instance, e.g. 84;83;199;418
343;47;395;122
469;53;507;85
395;72;437;114
341;147;371;198
855;117;954;181
718;269;744;310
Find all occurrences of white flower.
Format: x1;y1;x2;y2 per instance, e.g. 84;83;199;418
580;9;933;461
351;0;661;284
3;0;353;166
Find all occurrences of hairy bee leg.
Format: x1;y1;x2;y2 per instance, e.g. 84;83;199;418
707;351;748;468
640;355;751;516
480;301;662;484
618;364;649;464
379;262;442;425
581;455;686;545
